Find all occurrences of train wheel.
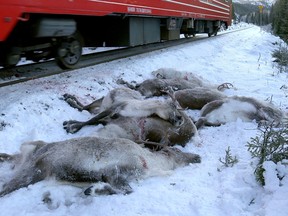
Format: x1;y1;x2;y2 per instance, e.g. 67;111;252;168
56;34;83;69
3;47;21;68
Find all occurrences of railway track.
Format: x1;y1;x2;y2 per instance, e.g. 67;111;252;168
0;27;248;88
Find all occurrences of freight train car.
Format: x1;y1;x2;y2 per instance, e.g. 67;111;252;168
0;0;232;69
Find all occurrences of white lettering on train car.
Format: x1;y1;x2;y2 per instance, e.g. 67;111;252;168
127;7;152;14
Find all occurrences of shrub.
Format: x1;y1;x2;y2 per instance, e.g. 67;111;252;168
219;146;238;168
272;43;288;73
247;121;288;185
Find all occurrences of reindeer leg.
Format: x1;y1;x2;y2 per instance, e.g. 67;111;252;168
84;179;133;196
63;94;86;111
63;120;86;134
116;78;137;90
63;94;104;114
84;182;120;195
195;117;208;129
74;169;133;196
63;111;109;134
82;97;104;114
63;104;124;133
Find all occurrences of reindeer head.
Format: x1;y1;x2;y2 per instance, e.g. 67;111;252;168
136;79;167;97
160;147;201;165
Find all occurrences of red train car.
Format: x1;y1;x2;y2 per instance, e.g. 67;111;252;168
0;0;232;68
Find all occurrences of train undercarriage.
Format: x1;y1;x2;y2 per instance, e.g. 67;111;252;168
0;14;226;69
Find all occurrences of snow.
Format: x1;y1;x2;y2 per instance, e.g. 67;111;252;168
0;23;288;216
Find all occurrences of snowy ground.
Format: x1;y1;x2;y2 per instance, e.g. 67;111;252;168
0;24;287;216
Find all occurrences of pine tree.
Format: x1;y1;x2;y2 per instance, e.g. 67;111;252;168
272;0;288;42
280;0;288;41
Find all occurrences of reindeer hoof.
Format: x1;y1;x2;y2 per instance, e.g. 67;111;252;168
63;94;83;111
63;120;83;134
0;153;13;162
63;93;75;101
84;182;118;196
217;83;234;91
191;154;201;163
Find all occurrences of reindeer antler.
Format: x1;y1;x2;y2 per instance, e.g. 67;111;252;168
135;138;170;151
161;86;183;110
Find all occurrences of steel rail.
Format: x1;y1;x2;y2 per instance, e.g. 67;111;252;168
0;27;250;88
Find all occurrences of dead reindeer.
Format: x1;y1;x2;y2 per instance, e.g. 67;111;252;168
63;88;199;147
117;67;212;97
174;87;226;110
118;78;228;110
0;137;201;197
120;77;233;98
195;96;286;128
117;69;233;98
152;68;206;82
152;67;233;91
64;87;143;114
93;102;199;148
119;78;204;98
151;68;233;91
63;88;184;134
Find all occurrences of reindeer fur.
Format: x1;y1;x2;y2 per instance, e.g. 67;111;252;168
0;137;201;197
63;88;188;135
195;96;286;128
94;113;198;147
174;87;226;110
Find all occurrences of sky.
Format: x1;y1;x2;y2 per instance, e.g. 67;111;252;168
0;23;287;216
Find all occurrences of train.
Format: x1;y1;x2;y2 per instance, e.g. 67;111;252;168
0;0;232;69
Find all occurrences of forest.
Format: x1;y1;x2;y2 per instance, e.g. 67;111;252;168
232;0;287;43
271;0;288;42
